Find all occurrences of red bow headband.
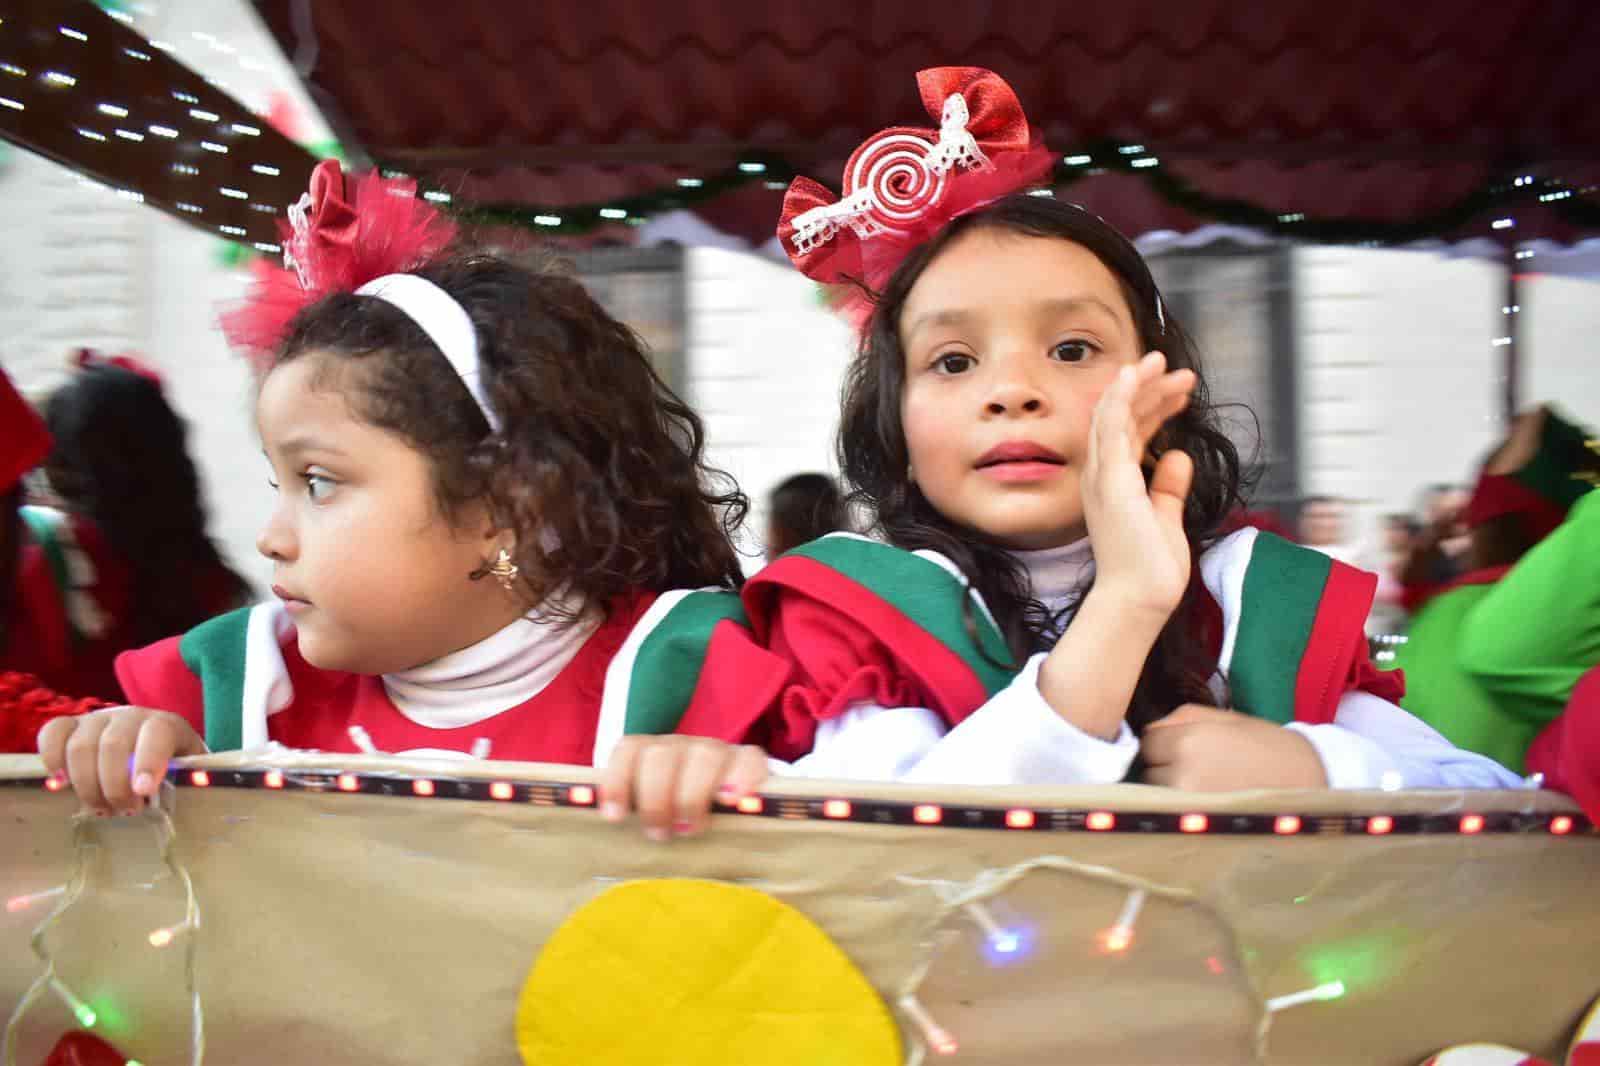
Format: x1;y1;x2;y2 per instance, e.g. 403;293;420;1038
73;348;165;388
776;67;1056;328
221;160;457;369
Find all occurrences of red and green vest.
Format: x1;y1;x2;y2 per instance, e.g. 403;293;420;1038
113;587;789;764
741;529;1400;761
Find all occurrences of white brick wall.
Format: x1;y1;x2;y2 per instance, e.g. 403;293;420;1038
685;247;856;572
1291;246;1505;540
1521;271;1600;428
0;153;143;391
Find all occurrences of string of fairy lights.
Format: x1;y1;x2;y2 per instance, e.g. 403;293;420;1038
4;765;1588;836
5;763;1586;1060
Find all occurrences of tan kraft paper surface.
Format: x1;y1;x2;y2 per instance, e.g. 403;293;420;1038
2;752;1596;1066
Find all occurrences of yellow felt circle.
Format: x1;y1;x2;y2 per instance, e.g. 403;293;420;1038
516;878;901;1066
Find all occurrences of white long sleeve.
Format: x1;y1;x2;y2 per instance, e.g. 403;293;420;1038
1286;690;1524;790
774;662;1523;791
773;653;1137;786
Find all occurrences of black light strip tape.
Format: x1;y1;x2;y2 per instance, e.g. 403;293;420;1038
7;770;1593;837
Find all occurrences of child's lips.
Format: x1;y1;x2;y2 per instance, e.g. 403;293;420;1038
272;584;311;610
979;460;1063;483
975;440;1067;468
975;440;1067;482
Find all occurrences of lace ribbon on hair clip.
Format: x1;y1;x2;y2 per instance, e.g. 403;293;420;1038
776;67;1057;330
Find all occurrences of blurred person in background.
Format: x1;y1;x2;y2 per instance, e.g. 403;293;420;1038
765;472;847;561
1367;513;1421;635
1404;481;1473;589
0;365;113;747
1297;495;1360;564
1393;406;1598;772
2;352;250;707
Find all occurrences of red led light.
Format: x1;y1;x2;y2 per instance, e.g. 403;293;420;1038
1551;815;1574;836
568;785;595;806
1005;809;1035;829
263;770;284;790
1459;814;1485;835
190;770;210;788
43;774;67;793
1366;815;1394;835
412;779;435;797
913;804;943;825
1086;811;1115;831
1274;815;1302;835
337;773;359;792
822;799;852;819
1179;813;1208;834
490;781;514;801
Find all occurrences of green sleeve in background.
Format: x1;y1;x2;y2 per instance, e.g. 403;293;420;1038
1458;490;1600;729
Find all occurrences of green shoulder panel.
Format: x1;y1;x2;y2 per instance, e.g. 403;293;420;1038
177;606;253;751
623;590;751;735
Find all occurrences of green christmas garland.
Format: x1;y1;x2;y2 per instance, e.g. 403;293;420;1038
421;139;1600;243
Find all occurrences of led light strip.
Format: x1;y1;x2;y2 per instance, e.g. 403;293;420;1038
10;771;1592;838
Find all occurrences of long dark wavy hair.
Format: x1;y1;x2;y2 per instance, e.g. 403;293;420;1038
44;364;251;646
276;252;748;615
838;194;1249;732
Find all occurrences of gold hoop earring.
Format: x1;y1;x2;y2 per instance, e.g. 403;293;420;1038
487;547;519;593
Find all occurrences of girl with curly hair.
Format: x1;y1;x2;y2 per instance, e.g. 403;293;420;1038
39;163;769;836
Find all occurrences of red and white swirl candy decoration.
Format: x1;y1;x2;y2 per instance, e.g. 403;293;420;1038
777;67;1055;328
849;130;950;230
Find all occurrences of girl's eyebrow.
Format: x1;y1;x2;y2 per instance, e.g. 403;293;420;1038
270;433;348;459
906;296;1126;342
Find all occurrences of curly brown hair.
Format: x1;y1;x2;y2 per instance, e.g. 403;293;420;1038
839;194;1251;733
276;252;747;618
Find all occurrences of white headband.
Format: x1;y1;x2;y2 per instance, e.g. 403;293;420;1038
353;273;501;434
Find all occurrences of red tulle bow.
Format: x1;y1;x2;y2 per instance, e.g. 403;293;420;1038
72;348;164;388
220;159;457;369
776;67;1056;329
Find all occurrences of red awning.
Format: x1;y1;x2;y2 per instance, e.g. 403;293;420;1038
256;0;1600;245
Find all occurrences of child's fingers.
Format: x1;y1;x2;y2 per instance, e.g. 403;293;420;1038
1135;350;1167;383
596;736;643;823
97;712;147;813
130;714;198;803
1134;389;1193;458
62;711;113;814
1138;719;1182;769
1148;449;1194;524
671;741;730;836
631;741;684;841
1141;763;1179;788
722;745;771;799
36;715;80;778
1090;365;1138;460
1128;369;1187;413
1130;373;1193;436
